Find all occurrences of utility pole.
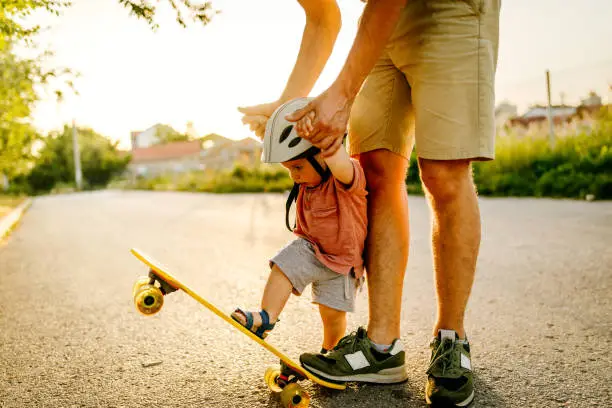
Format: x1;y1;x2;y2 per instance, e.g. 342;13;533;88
546;70;555;147
72;119;83;190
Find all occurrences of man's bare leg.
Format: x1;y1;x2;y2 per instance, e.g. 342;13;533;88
419;158;480;339
357;149;410;345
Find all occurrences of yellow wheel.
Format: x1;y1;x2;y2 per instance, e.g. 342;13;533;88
134;283;164;315
132;276;152;298
264;366;283;393
280;383;310;408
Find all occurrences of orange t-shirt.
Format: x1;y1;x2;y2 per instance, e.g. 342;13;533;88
293;159;368;278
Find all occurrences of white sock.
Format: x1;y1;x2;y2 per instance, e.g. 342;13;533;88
371;340;392;353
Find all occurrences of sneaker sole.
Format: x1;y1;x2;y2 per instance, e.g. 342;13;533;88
303;364;409;384
425;390;474;407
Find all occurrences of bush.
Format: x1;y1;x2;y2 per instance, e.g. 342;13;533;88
121;109;611;199
472;112;611;199
125;165;294;194
23;125;129;194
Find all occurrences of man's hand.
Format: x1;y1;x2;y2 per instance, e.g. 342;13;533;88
237;101;282;140
285;85;352;157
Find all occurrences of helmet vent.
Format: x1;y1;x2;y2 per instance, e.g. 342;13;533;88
279;125;293;143
288;137;302;148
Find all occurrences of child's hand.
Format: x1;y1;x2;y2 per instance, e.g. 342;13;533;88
295;111;315;139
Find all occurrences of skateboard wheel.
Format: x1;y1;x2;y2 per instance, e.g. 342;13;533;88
134;284;164;315
132;276;152;298
264;366;283;393
280;383;310;408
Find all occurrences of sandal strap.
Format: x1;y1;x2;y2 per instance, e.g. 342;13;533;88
260;309;270;326
232;308;254;330
254;309;275;338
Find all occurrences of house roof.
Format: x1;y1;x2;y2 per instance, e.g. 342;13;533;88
131;140;202;163
522;105;577;120
201;133;231;145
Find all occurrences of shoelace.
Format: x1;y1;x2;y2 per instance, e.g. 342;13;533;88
427;338;456;376
331;330;361;353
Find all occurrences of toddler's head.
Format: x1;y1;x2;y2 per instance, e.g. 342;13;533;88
282;154;326;187
262;98;328;184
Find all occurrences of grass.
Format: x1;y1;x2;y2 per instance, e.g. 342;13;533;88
114;107;612;200
0;195;27;218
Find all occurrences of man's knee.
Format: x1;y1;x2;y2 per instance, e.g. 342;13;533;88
356;149;408;192
419;158;474;202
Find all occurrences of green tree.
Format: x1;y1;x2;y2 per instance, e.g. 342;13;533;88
153;124;191;145
27;125;130;192
0;40;73;183
1;0;218;49
118;0;218;29
1;0;216;190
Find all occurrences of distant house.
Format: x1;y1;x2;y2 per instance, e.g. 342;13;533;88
581;91;602;107
200;136;262;170
508;105;577;128
130;124;180;149
129;140;204;177
504;94;607;138
495;101;518;130
127;127;262;177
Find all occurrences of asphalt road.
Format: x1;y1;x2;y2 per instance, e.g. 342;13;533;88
0;190;610;408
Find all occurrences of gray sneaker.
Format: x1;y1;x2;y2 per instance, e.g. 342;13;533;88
300;327;408;384
425;330;474;407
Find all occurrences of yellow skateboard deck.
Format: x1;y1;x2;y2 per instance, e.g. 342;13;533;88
130;248;346;392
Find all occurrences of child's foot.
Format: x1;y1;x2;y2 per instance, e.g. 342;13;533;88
231;308;276;339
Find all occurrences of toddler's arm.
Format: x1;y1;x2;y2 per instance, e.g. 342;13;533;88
324;147;354;186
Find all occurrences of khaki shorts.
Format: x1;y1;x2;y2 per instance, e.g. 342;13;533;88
348;0;501;161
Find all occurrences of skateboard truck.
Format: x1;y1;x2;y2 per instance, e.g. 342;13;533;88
277;360;306;387
148;270;178;295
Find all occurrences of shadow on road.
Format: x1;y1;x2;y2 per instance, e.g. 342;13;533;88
262;373;505;407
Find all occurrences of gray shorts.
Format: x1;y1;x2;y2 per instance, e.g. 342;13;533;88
270;238;361;313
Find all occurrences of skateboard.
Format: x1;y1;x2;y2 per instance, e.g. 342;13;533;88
130;248;346;408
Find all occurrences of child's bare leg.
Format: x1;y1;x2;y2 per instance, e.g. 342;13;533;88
261;264;293;322
318;304;347;351
232;264;293;332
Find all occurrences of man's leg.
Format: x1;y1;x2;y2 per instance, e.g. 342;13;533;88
419;158;480;339
358;149;410;345
298;149;410;384
419;158;480;406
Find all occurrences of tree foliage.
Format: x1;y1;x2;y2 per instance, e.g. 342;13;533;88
153;124;191;145
0;0;216;191
118;0;219;29
27;125;130;192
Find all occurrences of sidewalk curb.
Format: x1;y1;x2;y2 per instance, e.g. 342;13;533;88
0;198;33;239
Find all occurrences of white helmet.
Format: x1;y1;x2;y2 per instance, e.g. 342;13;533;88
262;97;319;163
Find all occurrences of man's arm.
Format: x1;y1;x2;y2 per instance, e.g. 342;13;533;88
333;0;405;100
238;0;341;138
287;0;406;155
279;0;342;102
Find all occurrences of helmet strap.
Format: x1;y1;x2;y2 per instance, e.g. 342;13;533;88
306;155;331;181
285;182;300;232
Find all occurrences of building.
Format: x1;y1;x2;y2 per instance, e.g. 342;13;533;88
495;101;518;129
130;124;181;149
127;128;262;178
129;140;204;177
200;136;262;171
503;92;607;138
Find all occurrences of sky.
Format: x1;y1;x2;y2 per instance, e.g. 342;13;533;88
25;0;612;149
